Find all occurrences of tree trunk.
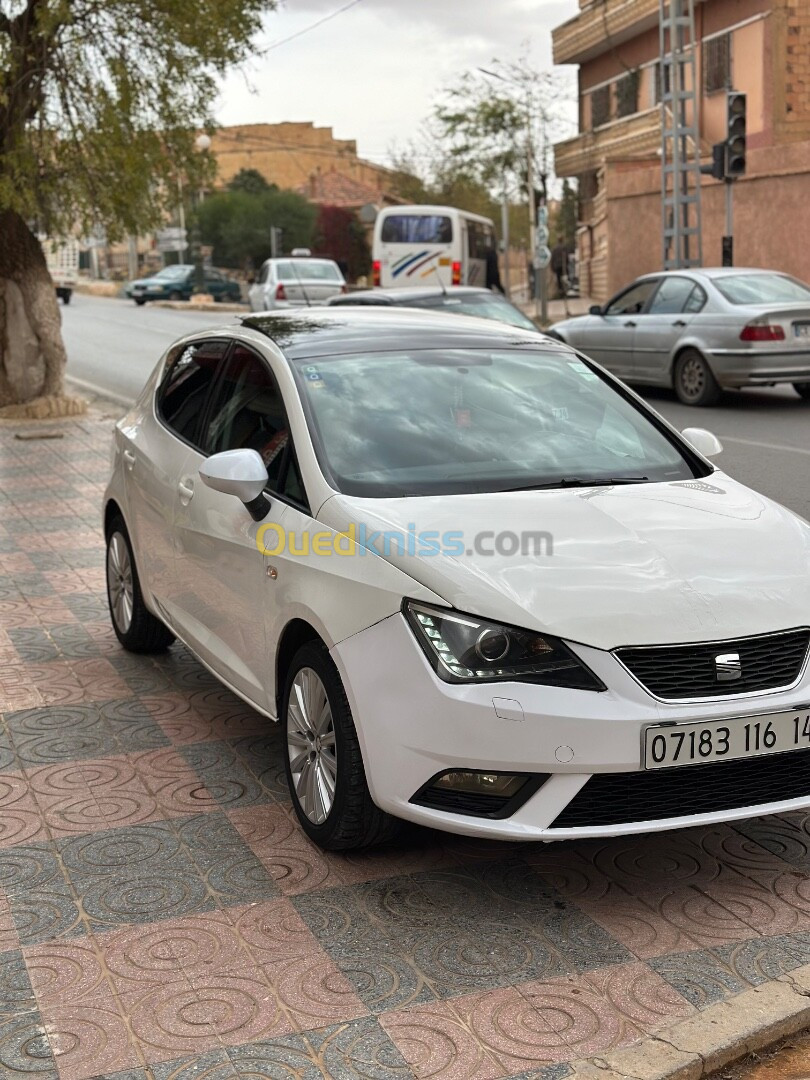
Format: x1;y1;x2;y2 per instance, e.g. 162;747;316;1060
0;210;67;406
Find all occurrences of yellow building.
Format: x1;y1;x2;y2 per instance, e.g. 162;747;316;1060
552;0;810;301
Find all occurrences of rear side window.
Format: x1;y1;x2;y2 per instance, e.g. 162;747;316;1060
648;276;700;314
157;339;230;448
381;214;453;244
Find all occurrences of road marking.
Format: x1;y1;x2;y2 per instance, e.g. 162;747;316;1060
720;435;810;457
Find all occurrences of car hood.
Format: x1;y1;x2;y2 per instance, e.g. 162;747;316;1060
318;475;810;650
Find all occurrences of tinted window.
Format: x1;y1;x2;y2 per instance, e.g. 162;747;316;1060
203;345;304;503
648;276;699;314
381;214;453;244
713;273;810;305
605;280;659;316
292;349;700;498
467;221;495;260
413;293;537;331
158;339;230;447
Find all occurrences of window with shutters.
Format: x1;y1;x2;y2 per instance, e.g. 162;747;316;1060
616;71;640;117
703;34;730;94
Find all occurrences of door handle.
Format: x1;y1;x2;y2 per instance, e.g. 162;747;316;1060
122;450;136;471
672;319;687;327
177;479;194;503
624;320;637;328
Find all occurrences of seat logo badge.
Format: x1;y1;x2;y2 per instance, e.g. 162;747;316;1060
715;652;742;682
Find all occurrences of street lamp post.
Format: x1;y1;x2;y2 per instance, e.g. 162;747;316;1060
190;133;211;295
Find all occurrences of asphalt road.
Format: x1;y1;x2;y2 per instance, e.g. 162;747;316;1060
62;293;810;519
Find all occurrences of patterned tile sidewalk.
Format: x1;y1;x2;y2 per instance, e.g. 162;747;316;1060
3;413;810;1080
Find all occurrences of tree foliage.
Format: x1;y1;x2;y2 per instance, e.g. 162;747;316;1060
228;168;277;195
312;205;370;282
197;188;316;271
0;0;277;240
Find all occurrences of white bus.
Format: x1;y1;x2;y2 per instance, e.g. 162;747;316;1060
372;205;496;290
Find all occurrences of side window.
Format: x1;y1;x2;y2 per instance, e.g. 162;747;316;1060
157;339;230;448
684;284;707;313
258;263;269;285
202;345;306;505
605;280;659;316
648;276;699;314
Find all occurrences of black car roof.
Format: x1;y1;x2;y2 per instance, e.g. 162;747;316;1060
242;306;555;360
329;285;493;304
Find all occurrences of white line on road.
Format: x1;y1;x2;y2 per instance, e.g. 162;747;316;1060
719;435;810;457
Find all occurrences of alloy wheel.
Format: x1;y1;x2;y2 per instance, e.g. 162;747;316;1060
679;355;705;402
286;667;337;824
106;532;134;634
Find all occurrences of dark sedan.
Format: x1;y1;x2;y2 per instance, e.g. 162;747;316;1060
126;265;242;305
327;285;539;333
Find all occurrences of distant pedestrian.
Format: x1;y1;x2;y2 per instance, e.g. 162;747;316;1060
485;247;504;294
551;239;568;298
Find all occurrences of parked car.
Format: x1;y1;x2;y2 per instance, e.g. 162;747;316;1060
126;265;242;305
550;268;810;406
104;307;810;850
248;257;346;312
328;285;539;333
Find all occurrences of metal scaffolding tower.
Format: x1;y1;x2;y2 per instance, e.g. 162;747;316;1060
659;0;703;268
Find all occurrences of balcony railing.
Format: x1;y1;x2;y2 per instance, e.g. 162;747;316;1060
554;107;663;177
553;0;662;65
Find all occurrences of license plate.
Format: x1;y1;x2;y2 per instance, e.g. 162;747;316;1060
644;707;810;769
794;323;810;339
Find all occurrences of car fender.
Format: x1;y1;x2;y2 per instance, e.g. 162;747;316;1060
669;335;710;374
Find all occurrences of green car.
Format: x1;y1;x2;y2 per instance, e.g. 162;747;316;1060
127;264;242;305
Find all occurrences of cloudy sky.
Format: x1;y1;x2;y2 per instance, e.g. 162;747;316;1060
217;0;579;170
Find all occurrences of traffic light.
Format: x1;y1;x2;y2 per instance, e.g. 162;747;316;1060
726;91;747;177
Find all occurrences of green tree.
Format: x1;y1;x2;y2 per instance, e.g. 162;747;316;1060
198;188;316;271
228;168;277;195
0;0;275;409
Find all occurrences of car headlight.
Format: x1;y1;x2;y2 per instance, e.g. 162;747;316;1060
403;601;605;690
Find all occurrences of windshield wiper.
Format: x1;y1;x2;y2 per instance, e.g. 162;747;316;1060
498;476;650;493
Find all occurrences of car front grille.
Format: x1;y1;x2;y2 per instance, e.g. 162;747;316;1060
615;629;810;700
549;749;810;830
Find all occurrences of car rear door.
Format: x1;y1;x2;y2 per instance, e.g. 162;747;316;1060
122;338;230;616
171;342;297;710
633;276;706;383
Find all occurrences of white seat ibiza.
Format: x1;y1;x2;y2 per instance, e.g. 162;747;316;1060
103;309;810;849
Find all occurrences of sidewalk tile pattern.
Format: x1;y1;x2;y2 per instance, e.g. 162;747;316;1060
1;416;810;1079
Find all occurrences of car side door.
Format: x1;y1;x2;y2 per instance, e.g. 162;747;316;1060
122;338;230;615
584;279;660;378
633;276;707;383
248;262;269;311
171;342;299;711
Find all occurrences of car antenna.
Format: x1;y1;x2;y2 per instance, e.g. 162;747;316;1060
288;257;312;307
426;259;448;298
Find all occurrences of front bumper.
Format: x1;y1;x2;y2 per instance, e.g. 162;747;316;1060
707;348;810;387
331;612;810;841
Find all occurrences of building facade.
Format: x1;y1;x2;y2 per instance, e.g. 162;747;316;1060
552;0;810;301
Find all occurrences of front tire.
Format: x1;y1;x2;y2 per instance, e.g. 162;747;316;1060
106;517;175;653
134;298;146;306
168;290;182;301
282;642;399;850
674;349;721;407
794;382;810;401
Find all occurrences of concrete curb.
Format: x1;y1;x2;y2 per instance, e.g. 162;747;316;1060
150;300;247;313
567;964;810;1080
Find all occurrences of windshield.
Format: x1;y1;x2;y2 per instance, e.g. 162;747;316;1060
713;273;810;305
152;266;189;281
277;260;342;282
414;293;538;332
293;349;700;497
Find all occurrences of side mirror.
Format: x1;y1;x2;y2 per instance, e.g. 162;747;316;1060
589;304;603;316
199;449;271;520
681;427;723;458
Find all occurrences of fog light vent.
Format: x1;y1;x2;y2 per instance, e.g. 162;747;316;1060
410;770;548;819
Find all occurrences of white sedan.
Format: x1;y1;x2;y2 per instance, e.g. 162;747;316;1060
103;308;810;849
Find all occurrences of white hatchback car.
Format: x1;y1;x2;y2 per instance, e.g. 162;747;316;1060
104;309;810;850
247;257;346;312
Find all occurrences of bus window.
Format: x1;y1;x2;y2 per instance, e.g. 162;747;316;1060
381;214;453;244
